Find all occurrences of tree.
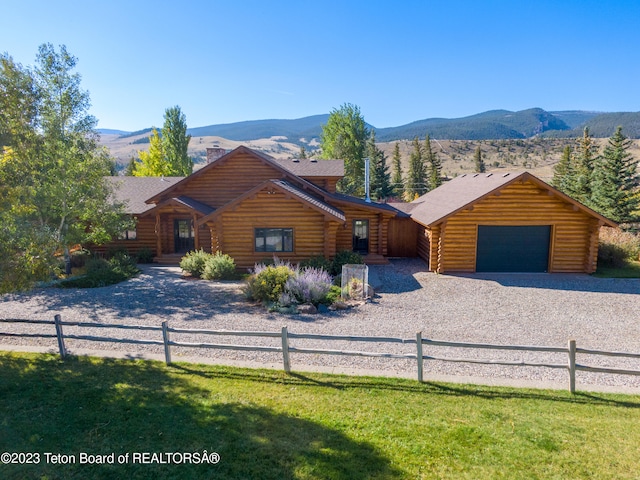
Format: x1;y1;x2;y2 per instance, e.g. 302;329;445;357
404;137;426;200
299;145;307;159
0;44;127;290
424;134;442;190
391;142;404;199
568;127;598;206
474;146;486;173
162;105;192;176
133;106;192;176
551;145;572;192
590;127;639;223
366;131;393;201
320;103;369;196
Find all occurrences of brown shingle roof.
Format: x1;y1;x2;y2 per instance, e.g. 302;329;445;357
106;176;184;214
409;171;617;227
271;157;345;177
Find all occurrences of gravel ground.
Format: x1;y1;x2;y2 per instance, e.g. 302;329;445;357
1;259;639;392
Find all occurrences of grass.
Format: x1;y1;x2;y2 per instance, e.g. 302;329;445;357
594;260;640;278
2;352;640;479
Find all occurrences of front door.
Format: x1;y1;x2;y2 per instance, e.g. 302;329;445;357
352;219;369;255
174;219;195;253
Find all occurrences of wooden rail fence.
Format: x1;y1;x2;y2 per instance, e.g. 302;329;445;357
2;315;640;393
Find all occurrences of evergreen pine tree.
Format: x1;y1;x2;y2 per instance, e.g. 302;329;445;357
391;142;404;199
424;134;442;189
405;137;426;200
551;145;572;192
366;131;393;201
591;127;639;223
568;127;598;206
299;145;307;159
474;146;486;173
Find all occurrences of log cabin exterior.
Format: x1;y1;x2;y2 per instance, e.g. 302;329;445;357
406;171;616;273
104;146;400;268
103;147;614;274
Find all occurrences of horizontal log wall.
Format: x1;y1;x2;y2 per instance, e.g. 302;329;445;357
435;181;599;273
335;207;386;255
91;216;158;256
209;189;338;268
159;152;286;208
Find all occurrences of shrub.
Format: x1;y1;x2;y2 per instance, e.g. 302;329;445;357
245;264;296;304
299;255;332;273
330;250;364;276
179;249;211;277
283;267;333;306
202;252;236;280
135;247;154;264
59;254;139;288
598;228;640;267
322;285;342;305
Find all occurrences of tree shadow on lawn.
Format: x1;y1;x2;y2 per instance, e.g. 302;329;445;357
0;354;403;480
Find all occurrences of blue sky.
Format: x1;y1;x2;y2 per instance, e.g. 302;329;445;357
2;0;639;131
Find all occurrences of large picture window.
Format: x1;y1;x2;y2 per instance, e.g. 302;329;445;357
255;228;293;252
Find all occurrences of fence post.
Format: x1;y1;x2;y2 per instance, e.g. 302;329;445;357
162;321;172;365
54;314;67;358
416;332;424;383
568;339;576;394
281;326;291;373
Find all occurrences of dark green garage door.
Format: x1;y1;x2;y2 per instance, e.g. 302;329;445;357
476;226;551;272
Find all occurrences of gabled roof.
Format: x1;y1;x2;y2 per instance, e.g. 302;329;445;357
409;171;617;227
329;192;407;216
139;195;215;218
197;179;346;226
272;157;344;177
106;176;184;214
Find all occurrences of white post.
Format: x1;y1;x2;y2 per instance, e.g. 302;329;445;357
568;339;576;394
162;321;172;365
416;332;424;383
282;326;291;373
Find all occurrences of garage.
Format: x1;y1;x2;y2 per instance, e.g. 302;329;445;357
476;225;551;272
407;172;617;274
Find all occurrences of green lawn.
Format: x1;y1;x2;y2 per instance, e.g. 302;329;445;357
594;260;640;278
1;352;640;479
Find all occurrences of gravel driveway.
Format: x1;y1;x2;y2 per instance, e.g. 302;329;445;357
1;259;639;392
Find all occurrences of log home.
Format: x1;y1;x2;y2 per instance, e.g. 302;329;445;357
104;147;615;273
104;146;401;268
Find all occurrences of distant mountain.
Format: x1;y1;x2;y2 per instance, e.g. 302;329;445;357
100;109;640;145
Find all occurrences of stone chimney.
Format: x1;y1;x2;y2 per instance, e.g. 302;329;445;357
206;147;226;164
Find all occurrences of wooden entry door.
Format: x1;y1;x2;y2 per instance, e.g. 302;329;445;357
174;219;195;253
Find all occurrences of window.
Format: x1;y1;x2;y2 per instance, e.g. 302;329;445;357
255;228;293;252
118;228;137;240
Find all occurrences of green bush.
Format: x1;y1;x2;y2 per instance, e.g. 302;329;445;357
179;249;211;277
135;247;154;264
598;228;640;267
245;265;296;304
330;250;364;276
299;255;332;273
321;285;342;305
59;254;139;288
202;252;236;280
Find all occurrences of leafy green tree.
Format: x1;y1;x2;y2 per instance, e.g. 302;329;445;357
299;145;307;159
366;131;393;201
552;145;573;191
134;128;166;176
391;142;404;199
424;134;442;189
591;127;639;223
320;103;369;196
162;105;192;176
474;146;486;173
0;44;127;290
404;137;426;200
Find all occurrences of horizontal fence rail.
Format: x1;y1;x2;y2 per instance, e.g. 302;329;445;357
1;317;640;393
